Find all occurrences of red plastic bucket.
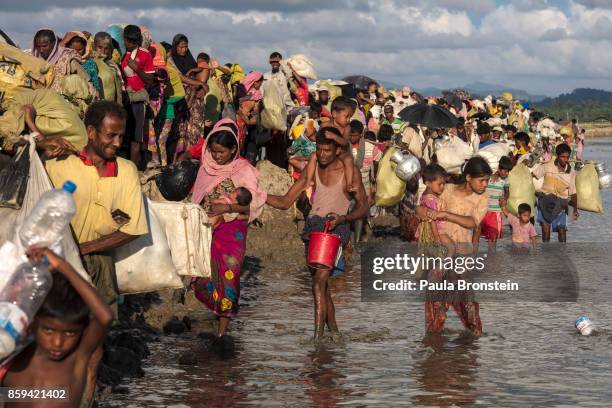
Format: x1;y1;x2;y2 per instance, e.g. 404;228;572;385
307;221;342;269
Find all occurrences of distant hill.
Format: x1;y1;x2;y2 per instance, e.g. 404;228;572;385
411;82;547;101
534;88;612;122
537;88;612;107
462;82;548;102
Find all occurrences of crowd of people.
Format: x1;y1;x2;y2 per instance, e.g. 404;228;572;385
0;24;593;406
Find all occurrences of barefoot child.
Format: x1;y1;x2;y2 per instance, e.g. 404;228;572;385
416;164;455;256
303;96;360;193
2;247;113;408
209;186;252;228
499;199;537;251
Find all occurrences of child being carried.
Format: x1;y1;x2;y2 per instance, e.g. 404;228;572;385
209;186;252;228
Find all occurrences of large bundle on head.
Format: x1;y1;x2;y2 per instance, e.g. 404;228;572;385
0;42;54;99
284;54;317;80
576;162;603;213
507;163;536;216
434;136;473;174
260;80;287;131
476;142;512;173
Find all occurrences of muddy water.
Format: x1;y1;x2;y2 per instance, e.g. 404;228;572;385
103;140;612;407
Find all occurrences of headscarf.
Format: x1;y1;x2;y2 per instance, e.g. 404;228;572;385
32;29;66;65
191;118;266;222
241;71;263;102
60;31;91;59
139;25;153;50
106;24;126;56
171;34;197;75
152;42;185;99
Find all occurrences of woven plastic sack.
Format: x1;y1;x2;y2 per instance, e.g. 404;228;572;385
114;197;183;294
576;163;603;213
435;137;472;174
260;80;287;131
150;201;212;277
0;137;89;282
0;42;54;99
476;143;511;173
285;54;317;80
375;146;406;207
507;163;536;216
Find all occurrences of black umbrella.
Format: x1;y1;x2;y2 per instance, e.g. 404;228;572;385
398;103;458;129
443;93;463;111
341;75;378;90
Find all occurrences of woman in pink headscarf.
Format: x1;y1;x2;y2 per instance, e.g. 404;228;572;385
235;71;264;151
190;118;267;341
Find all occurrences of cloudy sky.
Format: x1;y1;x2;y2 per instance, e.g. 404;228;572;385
2;0;612;96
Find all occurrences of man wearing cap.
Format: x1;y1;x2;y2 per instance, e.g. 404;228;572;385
492;125;504;141
264;51;294;109
477;122;496;149
381;104;407;143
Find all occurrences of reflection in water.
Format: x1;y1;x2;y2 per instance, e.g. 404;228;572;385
412;333;480;407
303;347;346;408
183;336;247;408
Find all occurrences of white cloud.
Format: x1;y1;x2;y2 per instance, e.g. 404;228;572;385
1;0;611;95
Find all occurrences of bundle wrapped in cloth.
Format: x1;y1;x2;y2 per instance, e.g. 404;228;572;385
576;162;603;213
476;142;511;173
434;136;473;174
260;80;287;131
284;54;317;80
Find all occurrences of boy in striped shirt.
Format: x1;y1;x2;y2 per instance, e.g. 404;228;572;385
479;156;513;251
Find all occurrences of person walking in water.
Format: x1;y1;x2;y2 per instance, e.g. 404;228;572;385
266;128;369;340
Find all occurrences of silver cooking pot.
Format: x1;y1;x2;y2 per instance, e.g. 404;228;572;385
390;150;421;181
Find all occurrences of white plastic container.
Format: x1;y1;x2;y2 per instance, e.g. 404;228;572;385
575;316;594;336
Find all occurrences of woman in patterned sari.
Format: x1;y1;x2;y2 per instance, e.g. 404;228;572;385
191;119;267;340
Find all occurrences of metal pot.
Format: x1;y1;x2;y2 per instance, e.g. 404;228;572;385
594;162;606;175
391;150;421;181
599;173;612;189
433;134;451;150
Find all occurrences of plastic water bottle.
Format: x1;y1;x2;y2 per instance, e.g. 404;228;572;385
19;181;77;250
575;316;594;336
0;260;53;358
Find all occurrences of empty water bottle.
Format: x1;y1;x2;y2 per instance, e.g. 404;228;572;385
575;316;594;336
19;181;77;250
0;260;53;357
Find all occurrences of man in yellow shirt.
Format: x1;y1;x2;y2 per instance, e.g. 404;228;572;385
46;101;148;303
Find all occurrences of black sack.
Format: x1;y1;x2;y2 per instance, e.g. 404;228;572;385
0;144;30;209
155;159;199;202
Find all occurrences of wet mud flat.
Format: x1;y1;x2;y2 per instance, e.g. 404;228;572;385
101;143;612;407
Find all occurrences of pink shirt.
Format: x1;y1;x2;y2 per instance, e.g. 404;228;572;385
507;214;537;243
121;48;155;92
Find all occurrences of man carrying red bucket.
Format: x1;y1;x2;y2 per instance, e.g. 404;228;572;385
267;128;369;340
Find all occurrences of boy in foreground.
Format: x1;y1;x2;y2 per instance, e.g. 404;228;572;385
2;248;113;408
